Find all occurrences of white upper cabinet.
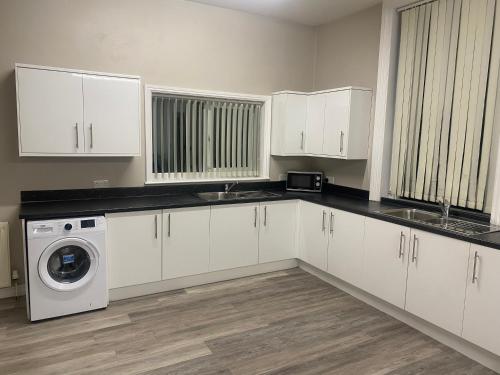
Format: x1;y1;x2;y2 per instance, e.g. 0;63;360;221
405;229;470;336
271;87;372;159
82;74;140;155
271;92;307;155
259;200;298;263
323;90;350;157
462;245;500;356
327;209;365;288
363;218;411;309
15;64;140;157
305;94;326;154
16;67;84;155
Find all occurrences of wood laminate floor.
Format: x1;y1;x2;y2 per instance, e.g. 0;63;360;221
0;268;496;375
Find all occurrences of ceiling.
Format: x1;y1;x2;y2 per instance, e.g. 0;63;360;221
188;0;382;26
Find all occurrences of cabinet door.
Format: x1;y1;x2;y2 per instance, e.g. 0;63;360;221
259;201;298;263
16;67;84;155
106;210;162;288
405;229;470;335
323;90;350;157
327;209;365;288
83;74;140;155
363;218;410;309
462;245;500;356
283;94;307;154
163;207;210;279
210;203;259;271
305;94;326;154
299;202;328;271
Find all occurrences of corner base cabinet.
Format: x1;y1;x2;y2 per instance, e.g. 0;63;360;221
299;201;329;271
106;210;162;289
15;64;140;156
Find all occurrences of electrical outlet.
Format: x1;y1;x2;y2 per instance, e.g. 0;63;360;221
93;179;109;188
11;269;18;280
325;176;334;184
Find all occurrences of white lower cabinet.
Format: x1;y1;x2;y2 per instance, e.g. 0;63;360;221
259;201;298;263
462;244;500;356
405;229;470;335
162;207;210;279
299;201;329;271
327;209;365;288
106;210;162;288
209;203;259;271
363;218;411;309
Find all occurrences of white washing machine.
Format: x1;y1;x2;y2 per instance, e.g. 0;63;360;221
26;216;108;321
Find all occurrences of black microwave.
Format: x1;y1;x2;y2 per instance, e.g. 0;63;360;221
286;171;323;192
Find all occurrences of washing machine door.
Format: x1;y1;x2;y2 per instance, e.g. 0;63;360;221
38;237;100;292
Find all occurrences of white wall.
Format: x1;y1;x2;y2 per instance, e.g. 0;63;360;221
312;4;382;190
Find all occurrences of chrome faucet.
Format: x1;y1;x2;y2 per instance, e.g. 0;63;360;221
224;181;238;193
439;199;450;218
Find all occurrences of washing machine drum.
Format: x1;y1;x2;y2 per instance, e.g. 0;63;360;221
38;237;100;292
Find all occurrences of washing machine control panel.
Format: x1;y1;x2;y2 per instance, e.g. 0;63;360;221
28;216;105;238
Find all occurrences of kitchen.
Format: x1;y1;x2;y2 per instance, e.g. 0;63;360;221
1;0;500;373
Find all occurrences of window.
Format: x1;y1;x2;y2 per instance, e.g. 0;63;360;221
389;0;500;212
145;87;271;183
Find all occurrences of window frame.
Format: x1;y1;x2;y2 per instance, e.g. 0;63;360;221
144;85;272;184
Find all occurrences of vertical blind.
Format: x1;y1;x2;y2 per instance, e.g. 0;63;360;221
390;0;500;211
152;95;262;180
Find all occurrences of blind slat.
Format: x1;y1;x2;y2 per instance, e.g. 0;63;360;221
477;0;500;210
397;7;419;197
390;10;410;196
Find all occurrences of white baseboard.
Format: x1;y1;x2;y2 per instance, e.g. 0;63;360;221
109;259;298;301
0;283;25;299
298;261;500;374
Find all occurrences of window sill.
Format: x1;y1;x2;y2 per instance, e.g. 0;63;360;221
145;176;270;185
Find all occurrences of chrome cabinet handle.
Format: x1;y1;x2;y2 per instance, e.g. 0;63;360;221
75;123;79;148
329;212;334;234
322;210;326;232
90;123;94;149
411;234;418;262
167;213;171;237
300;131;304;150
264;206;267;226
154;214;158;239
254;207;257;227
472;251;479;284
340;131;344;154
399;231;405;258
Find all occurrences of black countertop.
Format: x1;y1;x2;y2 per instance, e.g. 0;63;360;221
19;183;500;250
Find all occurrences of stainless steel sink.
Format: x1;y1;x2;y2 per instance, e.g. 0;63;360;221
378;207;500;235
379;208;441;221
424;217;499;235
197;190;281;201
